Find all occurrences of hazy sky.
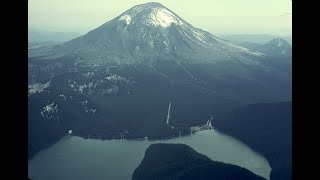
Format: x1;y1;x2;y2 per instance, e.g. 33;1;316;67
28;0;292;36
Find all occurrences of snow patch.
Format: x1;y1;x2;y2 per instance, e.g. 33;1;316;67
78;84;87;94
214;36;265;57
41;102;59;120
81;100;96;113
146;8;183;27
119;15;132;25
163;41;169;48
82;71;95;77
28;81;51;95
132;6;144;13
147;40;154;47
105;74;131;83
192;30;207;44
104;85;119;94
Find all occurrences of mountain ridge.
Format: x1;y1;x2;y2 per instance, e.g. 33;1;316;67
28;2;265;66
232;38;292;57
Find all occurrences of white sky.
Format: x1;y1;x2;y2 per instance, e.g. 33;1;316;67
28;0;292;36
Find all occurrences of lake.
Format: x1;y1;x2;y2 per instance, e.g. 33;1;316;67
28;129;271;180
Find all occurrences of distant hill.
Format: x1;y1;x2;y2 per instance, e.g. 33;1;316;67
133;143;266;180
237;38;292;58
218;34;292;45
28;41;61;49
28;28;82;43
214;102;292;180
256;38;292;57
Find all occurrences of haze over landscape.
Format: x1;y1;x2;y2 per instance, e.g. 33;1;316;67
28;0;292;36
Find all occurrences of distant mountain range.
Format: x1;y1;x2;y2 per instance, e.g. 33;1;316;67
28;41;61;49
28;28;82;43
235;38;292;57
218;34;292;45
28;2;292;169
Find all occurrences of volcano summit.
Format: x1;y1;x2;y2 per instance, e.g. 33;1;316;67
29;2;264;65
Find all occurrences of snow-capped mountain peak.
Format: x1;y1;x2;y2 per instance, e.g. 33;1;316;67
117;2;185;28
119;15;132;25
142;7;184;27
29;2;265;65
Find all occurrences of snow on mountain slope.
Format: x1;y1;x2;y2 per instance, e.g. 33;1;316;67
28;81;51;96
28;2;265;66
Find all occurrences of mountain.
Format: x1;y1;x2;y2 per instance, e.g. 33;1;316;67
133;143;266;180
28;2;292;158
218;34;292;45
235;38;292;58
214;102;292;180
257;38;292;57
29;2;264;65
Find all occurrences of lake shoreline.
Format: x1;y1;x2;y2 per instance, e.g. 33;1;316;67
29;129;271;180
29;119;215;160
